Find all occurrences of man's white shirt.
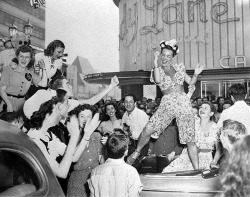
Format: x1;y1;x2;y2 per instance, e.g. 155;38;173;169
217;100;250;134
122;107;149;140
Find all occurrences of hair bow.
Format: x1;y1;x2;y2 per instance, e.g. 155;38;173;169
159;39;179;54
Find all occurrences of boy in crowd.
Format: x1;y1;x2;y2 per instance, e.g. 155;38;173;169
88;129;143;197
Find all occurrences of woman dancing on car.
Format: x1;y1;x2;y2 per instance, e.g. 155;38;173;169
127;39;204;169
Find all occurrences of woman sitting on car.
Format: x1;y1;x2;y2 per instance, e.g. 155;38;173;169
162;102;222;172
27;89;100;178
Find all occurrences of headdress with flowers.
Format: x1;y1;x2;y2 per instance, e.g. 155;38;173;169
159;39;180;55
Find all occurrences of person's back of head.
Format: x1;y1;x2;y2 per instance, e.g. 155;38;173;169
107;129;129;159
0;112;19;124
221;135;250;197
228;83;247;102
48;74;65;90
220;119;247;152
0;112;24;129
29;89;67;130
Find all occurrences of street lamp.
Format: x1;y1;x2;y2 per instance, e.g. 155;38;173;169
8;22;18;38
24;19;33;44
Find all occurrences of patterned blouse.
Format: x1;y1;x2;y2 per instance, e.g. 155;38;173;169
195;118;220;150
150;63;186;91
162;118;220;172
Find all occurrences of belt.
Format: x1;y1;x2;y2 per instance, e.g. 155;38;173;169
198;148;211;153
7;94;25;99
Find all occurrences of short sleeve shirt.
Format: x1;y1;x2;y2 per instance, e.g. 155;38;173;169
0;66;41;96
88;158;143;197
122;107;149;140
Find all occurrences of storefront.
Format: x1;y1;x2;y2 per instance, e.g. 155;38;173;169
109;0;250;99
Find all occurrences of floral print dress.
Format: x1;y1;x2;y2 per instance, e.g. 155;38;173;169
162;117;220;172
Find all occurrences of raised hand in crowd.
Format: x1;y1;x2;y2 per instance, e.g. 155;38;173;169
110;75;119;88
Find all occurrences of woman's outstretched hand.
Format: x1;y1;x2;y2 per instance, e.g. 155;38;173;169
110;76;119;88
154;51;160;68
84;113;101;139
194;63;205;75
126;151;140;165
67;115;80;139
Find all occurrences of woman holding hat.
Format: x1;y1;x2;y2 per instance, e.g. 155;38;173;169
127;39;204;170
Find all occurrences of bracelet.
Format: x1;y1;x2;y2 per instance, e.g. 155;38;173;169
154;66;159;69
83;137;90;141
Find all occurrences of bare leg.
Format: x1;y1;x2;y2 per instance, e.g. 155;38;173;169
187;142;199;169
127;127;154;165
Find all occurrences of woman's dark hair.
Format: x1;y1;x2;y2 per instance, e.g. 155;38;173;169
161;44;178;57
44;40;65;56
102;102;122;121
16;45;35;59
221;135;250;197
15;45;35;69
29;89;67;129
68;104;97;119
201;102;217;121
107;128;129;159
48;74;65;90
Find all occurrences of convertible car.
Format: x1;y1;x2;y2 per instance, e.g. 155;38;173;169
140;169;222;197
0;119;222;197
139;155;222;197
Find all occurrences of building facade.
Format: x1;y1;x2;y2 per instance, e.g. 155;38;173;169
113;0;250;99
0;0;45;50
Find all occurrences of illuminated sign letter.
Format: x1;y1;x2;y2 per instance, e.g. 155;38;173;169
119;3;138;47
220;56;230;68
211;2;240;23
188;0;207;23
162;2;184;24
140;0;163;35
235;56;246;68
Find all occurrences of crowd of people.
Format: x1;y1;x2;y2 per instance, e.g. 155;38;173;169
0;36;250;197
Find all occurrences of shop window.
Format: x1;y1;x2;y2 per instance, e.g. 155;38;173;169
0;150;40;196
201;80;245;100
143;85;156;100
